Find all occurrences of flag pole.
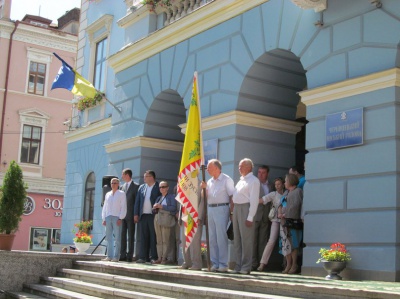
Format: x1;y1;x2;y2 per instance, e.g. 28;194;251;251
53;53;122;114
202;164;211;271
100;93;122;113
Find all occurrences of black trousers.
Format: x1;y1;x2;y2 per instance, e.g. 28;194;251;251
120;218;135;259
139;214;158;261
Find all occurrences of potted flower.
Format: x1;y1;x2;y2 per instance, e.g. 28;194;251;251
76;92;103;111
0;161;27;250
74;220;93;234
73;231;92;254
317;242;351;280
72;220;93;254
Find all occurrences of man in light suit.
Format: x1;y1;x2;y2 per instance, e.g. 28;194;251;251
119;168;139;262
252;165;272;270
134;170;161;263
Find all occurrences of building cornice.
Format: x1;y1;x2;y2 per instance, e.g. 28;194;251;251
108;0;269;73
64;118;112;143
105;136;182;153
0;21;77;52
300;68;400;106
0;174;65;195
180;110;303;135
291;0;327;12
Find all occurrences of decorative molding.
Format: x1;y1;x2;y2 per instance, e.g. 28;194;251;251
108;0;269;73
291;0;327;12
105;136;182;153
0;173;65;195
64;117;112;143
86;14;113;43
180;110;304;135
26;47;53;63
117;3;155;29
19;108;50;127
300;68;400;106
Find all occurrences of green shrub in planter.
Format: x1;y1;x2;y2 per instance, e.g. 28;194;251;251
0;161;27;234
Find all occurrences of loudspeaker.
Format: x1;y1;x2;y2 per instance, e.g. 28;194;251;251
101;175;118;207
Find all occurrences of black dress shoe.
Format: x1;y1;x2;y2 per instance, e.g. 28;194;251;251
119;257;127;262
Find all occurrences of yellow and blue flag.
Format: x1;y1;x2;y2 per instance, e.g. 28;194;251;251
176;72;204;252
51;53;97;99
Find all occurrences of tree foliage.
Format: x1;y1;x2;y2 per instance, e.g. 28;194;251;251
0;161;27;234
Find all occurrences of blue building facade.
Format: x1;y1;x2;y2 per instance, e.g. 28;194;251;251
62;0;400;281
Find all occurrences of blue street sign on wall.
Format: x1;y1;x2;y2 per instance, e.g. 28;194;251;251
326;108;363;150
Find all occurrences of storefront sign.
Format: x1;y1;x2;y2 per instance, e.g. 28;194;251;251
23;197;36;215
326;108;363;149
43;198;63;217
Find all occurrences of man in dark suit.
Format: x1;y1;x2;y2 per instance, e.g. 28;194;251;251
134;170;161;263
119;168;139;262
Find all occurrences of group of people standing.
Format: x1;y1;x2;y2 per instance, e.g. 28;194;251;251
101;169;177;264
201;158;305;274
101;160;305;274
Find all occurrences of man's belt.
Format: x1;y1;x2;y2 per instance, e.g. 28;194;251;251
208;203;229;207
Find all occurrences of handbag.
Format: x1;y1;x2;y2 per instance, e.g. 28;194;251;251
156;209;176;227
227;221;234;241
268;205;276;221
283;218;303;230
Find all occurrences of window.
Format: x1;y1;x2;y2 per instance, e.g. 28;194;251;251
28;62;46;95
93;38;107;91
83;172;95;222
29;227;60;251
20;125;42;164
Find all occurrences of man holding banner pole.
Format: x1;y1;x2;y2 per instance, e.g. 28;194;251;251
176;72;210;271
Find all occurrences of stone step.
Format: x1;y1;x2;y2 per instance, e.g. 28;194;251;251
58;268;297;299
40;276;175;299
23;284;102;299
72;261;400;299
4;291;48;299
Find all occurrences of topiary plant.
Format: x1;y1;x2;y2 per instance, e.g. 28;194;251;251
0;160;27;234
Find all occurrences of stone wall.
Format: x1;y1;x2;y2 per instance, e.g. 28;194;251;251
0;250;102;293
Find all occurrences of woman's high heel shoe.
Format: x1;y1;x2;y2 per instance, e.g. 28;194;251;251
282;264;291;274
257;263;265;271
288;265;298;274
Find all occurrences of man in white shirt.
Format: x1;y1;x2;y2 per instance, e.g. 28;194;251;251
102;178;127;262
201;159;235;272
232;158;260;274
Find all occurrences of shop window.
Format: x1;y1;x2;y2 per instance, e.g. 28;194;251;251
20;124;42;164
28;61;46;95
83;172;95;221
29;227;60;251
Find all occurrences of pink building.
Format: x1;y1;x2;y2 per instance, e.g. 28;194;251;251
0;0;78;250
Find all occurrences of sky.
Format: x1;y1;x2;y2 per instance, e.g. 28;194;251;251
10;0;81;23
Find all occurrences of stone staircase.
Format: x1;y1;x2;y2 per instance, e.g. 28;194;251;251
5;260;400;299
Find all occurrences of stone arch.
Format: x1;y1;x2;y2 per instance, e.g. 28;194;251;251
237;49;307;120
143;89;186;142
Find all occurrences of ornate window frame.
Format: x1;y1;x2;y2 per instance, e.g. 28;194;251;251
25;47;53;97
18;108;50;177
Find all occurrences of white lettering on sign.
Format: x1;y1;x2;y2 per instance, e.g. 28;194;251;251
43;198;63;210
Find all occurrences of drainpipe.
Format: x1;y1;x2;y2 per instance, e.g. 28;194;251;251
0;20;19;167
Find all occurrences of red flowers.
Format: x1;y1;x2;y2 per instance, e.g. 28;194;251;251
317;242;351;263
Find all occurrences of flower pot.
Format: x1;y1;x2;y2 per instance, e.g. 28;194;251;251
74;242;90;254
0;234;16;250
322;261;346;280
